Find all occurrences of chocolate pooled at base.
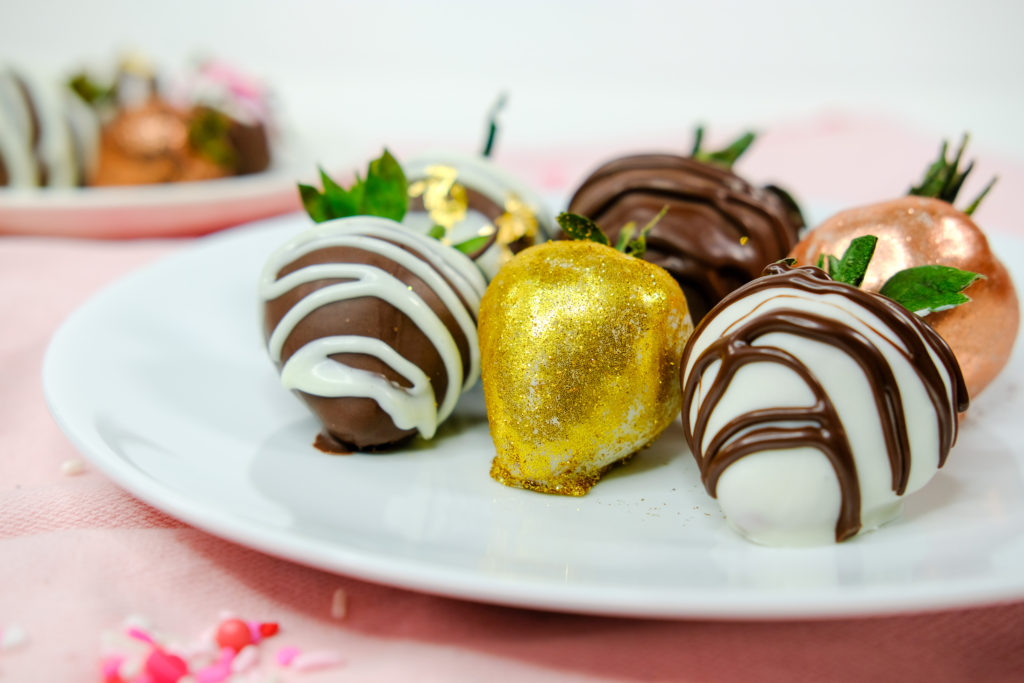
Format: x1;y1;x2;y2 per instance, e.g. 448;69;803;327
567;153;803;321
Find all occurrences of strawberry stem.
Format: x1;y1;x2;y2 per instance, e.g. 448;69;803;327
481;93;508;158
908;134;997;213
691;126;756;169
558;206;668;258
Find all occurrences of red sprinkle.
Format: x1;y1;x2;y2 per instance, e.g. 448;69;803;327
258;622;279;638
144;648;189;683
214;618;252;652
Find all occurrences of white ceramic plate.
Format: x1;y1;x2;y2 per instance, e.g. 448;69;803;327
0;149;310;238
42;212;1024;619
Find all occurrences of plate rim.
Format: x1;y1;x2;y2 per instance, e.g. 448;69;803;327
41;213;1024;620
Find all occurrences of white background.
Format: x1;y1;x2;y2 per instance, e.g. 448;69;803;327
3;0;1024;189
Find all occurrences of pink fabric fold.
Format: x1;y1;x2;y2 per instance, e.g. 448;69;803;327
2;114;1023;682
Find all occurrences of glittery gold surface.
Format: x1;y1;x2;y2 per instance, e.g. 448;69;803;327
788;196;1020;400
479;241;693;495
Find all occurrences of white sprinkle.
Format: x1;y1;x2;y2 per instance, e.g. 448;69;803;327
292;650;346;672
61;458;86;476
0;624;27;650
122;614;152;635
231;644;259;673
330;588;348;619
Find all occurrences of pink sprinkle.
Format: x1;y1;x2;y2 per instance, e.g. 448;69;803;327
194;664;231;683
126;627;156;646
101;655;125;681
195;645;235;681
276;646;300;667
292;650;346;672
246;620;262;644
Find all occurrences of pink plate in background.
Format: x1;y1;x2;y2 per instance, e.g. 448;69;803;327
0;155;311;239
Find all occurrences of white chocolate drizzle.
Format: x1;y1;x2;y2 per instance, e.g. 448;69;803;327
0;70;92;187
259;216;485;439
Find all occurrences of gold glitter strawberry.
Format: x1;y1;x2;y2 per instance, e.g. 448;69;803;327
479;211;693;495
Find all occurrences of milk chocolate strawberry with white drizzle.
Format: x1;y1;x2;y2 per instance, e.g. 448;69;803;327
261;151;486;451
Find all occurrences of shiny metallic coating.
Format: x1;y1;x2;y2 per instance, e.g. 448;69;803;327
479;241;692;495
789;196;1019;400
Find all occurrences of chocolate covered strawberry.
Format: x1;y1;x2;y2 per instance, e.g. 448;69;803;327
479;211;693;495
682;236;978;544
789;136;1018;399
261;151;487;451
566;128;805;321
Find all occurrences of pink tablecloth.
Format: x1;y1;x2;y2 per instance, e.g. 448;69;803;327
3;115;1024;682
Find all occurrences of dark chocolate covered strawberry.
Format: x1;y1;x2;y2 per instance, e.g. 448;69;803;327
566;128;804;321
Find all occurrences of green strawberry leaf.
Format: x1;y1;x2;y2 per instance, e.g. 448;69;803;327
879;265;985;316
691;126;757;170
298;149;408;223
614;222;638;252
908;134;997;215
452;234;492;255
557;212;609;246
624;206;668;257
962;176;998;217
67;72;115;107
187;107;238;171
825;254;839;277
319;168;360;218
816;235;877;287
298;184;330;222
558;207;668;257
362;149;408;221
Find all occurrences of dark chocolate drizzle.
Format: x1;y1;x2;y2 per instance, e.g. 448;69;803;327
681;263;968;542
567;154;803;321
